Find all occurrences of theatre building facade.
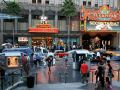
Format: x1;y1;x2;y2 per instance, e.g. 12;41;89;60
0;3;120;50
80;5;120;50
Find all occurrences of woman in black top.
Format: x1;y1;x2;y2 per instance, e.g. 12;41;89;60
107;61;113;85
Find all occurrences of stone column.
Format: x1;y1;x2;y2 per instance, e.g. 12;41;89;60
79;33;82;47
15;18;18;33
112;33;119;50
118;33;120;49
0;19;3;45
28;9;32;27
55;11;58;27
28;37;32;48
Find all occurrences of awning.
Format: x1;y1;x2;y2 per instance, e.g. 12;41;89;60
0;13;22;19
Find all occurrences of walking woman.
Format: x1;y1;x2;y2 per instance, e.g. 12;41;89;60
107;60;113;85
46;56;53;73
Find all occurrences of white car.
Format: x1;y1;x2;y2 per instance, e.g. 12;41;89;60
68;49;94;60
34;47;54;57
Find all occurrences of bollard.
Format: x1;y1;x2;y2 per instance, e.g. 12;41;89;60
65;73;66;83
65;72;67;83
36;73;37;84
118;69;120;81
59;72;62;82
92;71;94;83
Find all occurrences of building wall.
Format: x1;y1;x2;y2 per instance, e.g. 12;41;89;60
118;0;120;9
0;0;120;48
5;0;119;9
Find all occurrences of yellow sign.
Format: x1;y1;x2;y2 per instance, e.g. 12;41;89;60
7;57;19;68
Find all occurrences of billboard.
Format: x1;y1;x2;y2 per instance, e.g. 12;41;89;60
86;21;120;31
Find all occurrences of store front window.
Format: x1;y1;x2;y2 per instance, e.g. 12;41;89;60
32;37;52;47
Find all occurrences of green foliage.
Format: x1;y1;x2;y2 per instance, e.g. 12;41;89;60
61;0;76;17
6;2;21;15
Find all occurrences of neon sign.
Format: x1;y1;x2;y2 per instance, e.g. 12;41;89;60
89;21;119;26
80;5;120;21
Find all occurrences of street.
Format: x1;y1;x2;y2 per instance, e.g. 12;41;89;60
13;57;120;90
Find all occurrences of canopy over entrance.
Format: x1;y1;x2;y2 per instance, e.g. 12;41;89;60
0;13;22;19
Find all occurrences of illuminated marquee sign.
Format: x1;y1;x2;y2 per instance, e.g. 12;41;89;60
80;5;120;21
89;21;119;26
87;21;120;31
80;5;120;32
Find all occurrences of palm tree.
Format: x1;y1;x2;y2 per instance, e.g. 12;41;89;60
2;0;21;45
5;1;21;15
61;0;76;50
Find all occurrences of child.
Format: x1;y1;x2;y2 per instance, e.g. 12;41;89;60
106;77;112;90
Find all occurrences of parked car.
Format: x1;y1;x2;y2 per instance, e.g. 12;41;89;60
34;47;54;57
54;50;68;60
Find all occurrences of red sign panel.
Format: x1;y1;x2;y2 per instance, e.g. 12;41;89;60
28;27;58;33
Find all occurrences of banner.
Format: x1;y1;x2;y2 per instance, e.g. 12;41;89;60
87;21;120;31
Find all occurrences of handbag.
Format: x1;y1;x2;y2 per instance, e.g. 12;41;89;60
87;71;90;77
108;73;114;78
95;70;98;75
112;73;114;78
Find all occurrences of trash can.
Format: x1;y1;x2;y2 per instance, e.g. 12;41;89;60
27;76;35;88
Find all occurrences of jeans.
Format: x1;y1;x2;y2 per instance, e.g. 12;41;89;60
108;73;112;85
81;73;88;83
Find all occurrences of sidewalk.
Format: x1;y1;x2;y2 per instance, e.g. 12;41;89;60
14;81;120;90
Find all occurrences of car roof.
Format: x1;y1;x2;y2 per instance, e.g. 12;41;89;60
2;51;27;56
54;50;64;52
68;49;90;54
2;47;33;53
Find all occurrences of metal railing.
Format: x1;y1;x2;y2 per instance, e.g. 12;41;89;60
0;69;23;90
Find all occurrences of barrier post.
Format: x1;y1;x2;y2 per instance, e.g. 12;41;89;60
59;72;61;82
36;73;37;84
92;71;94;83
118;69;120;81
65;72;68;83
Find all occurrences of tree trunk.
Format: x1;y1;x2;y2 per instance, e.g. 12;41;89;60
67;16;70;51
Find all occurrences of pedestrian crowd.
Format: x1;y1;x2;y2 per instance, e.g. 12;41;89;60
79;55;114;90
